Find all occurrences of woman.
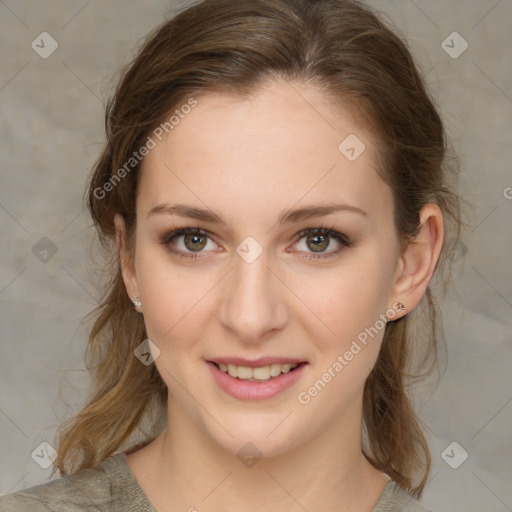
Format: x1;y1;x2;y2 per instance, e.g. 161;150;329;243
1;0;461;510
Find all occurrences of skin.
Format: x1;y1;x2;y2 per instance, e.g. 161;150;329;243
116;78;444;512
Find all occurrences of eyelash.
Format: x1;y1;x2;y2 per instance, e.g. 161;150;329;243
159;226;352;261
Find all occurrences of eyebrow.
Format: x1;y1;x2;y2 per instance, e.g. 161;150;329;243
147;202;367;225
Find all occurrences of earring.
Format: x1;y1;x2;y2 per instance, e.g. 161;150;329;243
386;302;407;322
130;296;142;308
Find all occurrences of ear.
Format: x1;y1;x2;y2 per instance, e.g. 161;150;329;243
389;203;444;316
114;213;141;312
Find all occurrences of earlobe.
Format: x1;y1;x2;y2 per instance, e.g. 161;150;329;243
389;203;444;315
114;214;141;311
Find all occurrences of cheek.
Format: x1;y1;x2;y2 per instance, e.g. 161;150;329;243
295;253;392;343
291;253;395;399
134;247;210;344
293;261;390;409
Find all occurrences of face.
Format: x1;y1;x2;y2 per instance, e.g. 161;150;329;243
119;79;405;458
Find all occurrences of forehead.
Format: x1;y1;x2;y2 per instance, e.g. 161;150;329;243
137;79;392;225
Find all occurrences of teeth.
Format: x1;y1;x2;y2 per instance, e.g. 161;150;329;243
270;363;282;377
235;365;252;379
217;362;300;382
253;366;271;380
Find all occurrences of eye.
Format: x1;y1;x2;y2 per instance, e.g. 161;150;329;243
160;227;218;259
291;227;351;260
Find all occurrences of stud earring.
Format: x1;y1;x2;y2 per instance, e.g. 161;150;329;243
395;302;406;312
130;296;142;308
386;301;407;322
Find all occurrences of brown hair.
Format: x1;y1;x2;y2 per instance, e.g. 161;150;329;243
52;0;462;498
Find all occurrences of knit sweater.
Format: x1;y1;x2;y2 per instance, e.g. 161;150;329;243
0;453;433;511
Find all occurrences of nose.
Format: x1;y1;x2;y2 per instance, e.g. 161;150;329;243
217;250;289;343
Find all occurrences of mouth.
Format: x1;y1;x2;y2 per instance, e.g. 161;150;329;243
209;360;307;383
206;359;309;400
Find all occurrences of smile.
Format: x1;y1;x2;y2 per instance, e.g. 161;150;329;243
206;360;308;400
214;361;300;382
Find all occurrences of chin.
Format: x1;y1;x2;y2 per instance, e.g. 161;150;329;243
203;415;304;462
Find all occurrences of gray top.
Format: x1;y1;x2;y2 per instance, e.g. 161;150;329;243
0;453;433;511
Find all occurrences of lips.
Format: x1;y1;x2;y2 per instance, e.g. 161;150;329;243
207;360;308;400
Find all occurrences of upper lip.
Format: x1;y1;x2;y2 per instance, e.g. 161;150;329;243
207;357;307;368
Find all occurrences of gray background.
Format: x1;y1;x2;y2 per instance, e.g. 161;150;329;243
0;0;511;510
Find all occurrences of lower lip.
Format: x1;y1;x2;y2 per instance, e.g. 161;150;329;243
206;361;308;401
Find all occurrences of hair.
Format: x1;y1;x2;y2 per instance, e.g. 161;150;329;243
52;0;462;498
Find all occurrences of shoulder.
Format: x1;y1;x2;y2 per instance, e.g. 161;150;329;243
372;480;436;512
0;453;148;512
